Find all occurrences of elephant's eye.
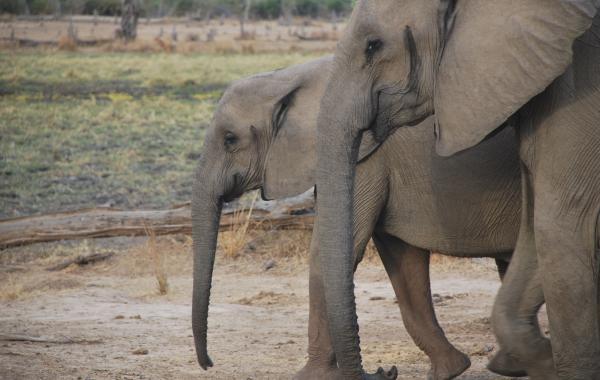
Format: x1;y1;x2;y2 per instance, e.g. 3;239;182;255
365;39;383;61
224;132;238;148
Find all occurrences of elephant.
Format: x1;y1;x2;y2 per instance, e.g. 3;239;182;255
313;1;600;379
191;56;525;380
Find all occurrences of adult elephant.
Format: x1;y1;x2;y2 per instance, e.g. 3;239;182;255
191;57;522;380
315;1;600;379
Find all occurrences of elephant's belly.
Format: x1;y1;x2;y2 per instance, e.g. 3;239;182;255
378;119;522;257
380;203;520;257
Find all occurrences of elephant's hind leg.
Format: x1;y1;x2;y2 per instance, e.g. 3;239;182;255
373;234;470;380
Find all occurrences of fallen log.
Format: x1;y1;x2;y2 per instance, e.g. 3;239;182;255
0;37;115;47
0;334;103;345
47;251;115;271
0;193;315;249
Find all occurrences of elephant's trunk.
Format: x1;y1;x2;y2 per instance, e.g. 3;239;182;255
316;96;365;378
191;163;223;371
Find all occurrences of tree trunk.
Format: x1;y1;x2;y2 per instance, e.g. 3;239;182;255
280;0;294;26
120;0;139;40
243;0;252;22
0;193;314;249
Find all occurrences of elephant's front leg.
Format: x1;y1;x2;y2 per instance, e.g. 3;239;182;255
373;234;470;380
501;48;600;379
295;236;396;380
293;229;338;380
295;170;394;380
533;194;600;380
491;166;555;380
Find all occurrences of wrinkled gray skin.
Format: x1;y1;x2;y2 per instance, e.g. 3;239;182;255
315;1;600;379
192;57;525;380
296;122;524;380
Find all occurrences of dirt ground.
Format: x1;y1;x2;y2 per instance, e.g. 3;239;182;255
0;234;540;380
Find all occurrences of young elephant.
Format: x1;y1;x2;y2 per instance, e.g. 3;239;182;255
191;57;522;380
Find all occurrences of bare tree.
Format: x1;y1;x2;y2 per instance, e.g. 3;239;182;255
240;0;252;37
280;0;295;26
209;0;253;37
243;0;252;22
20;0;30;15
120;0;140;40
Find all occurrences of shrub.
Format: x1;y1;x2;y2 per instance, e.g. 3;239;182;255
82;0;121;16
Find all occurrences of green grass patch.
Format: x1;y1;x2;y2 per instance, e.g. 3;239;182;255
0;51;322;218
0;52;321;87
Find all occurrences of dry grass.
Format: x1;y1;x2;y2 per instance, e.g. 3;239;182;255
219;193;258;258
253;230;311;262
98;37;334;55
145;227;170;295
0;269;83;302
0;18;341;55
363;240;380;262
430;253;498;274
0;274;24;301
57;35;77;51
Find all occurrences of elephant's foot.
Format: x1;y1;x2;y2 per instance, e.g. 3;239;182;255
487;348;527;377
294;364;397;380
428;348;470;380
361;367;398;380
523;357;559;380
292;362;339;380
488;344;557;380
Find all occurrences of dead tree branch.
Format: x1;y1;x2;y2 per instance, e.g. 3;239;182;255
0;193;315;249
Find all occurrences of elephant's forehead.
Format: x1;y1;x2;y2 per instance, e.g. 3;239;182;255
352;0;436;32
214;99;263;129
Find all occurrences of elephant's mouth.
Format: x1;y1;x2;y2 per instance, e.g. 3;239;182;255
222;173;245;203
370;92;429;144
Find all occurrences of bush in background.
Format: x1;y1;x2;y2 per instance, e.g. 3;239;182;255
1;0;355;18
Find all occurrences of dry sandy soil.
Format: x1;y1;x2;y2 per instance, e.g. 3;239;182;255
0;233;540;380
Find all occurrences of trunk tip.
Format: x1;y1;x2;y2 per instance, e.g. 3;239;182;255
197;352;214;371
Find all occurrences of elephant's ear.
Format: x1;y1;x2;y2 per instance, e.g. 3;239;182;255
262;87;317;201
434;0;597;156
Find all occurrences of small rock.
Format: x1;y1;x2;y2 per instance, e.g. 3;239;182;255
263;259;276;271
369;296;385;301
129;315;142;320
471;344;494;356
114;315;125;320
132;348;149;355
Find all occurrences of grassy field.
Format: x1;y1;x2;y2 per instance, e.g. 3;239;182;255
0;51;323;218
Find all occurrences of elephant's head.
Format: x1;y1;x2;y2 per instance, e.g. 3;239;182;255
191;56;333;371
315;0;597;377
